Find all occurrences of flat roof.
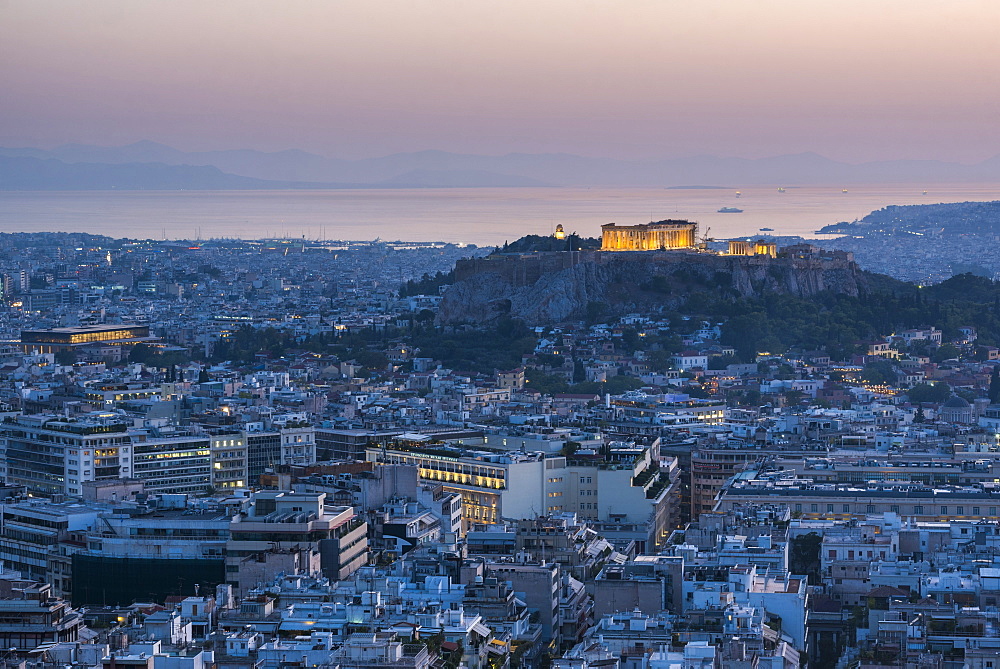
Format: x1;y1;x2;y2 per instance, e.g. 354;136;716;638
21;324;148;335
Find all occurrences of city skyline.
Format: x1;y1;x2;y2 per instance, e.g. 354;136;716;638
2;0;999;163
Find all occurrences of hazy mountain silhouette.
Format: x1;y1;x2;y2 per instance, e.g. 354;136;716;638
377;169;550;187
0;155;339;190
2;142;1000;189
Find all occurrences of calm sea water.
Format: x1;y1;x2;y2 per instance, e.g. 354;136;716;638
1;185;998;245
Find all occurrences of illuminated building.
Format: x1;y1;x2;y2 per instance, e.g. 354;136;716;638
20;324;157;354
601;220;697;251
0;413;217;497
727;240;777;258
0;414;132;496
132;433;213;495
366;441;518;528
554;223;566;240
211;432;248;490
82;384;160;406
366;439;677;550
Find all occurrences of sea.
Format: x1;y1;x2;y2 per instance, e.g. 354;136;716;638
1;184;999;245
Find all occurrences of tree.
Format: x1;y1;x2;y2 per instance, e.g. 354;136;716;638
560;441;580;457
776;363;796;380
741;389;762;406
708;354;740;370
783;389;807;405
585;301;608;326
789;532;823;585
129;343;154;364
932;343;961;363
55;349;76;366
197;368;210;384
647;350;674;373
914;405;926;423
861;360;897;385
620;328;641;353
908;381;951;404
989;367;1000;403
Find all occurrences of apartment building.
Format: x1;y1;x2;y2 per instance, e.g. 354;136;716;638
211;432;249;490
226;491;368;594
0;413;132;496
366;439;677;549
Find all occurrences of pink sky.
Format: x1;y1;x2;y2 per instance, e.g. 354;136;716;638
2;0;999;162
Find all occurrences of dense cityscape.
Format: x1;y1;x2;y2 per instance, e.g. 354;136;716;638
4;1;1000;666
0;221;997;669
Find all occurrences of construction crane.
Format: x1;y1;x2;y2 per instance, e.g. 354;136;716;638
698;226;714;251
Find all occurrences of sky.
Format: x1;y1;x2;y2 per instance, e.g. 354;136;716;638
2;0;999;163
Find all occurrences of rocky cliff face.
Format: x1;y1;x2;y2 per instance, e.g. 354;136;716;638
437;250;869;325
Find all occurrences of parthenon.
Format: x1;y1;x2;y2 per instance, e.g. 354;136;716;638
601;220;698;251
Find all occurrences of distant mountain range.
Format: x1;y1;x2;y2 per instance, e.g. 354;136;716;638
2;141;1000;190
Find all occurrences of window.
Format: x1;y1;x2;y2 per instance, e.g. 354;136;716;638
811;504;818;512
991;507;997;516
957;506;965;515
941;506;948;515
867;505;875;513
827;504;834;513
890;505;899;513
795;504;802;512
914;506;923;514
973;507;980;516
843;504;850;513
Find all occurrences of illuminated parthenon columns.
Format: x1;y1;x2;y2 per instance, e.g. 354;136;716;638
601;221;697;251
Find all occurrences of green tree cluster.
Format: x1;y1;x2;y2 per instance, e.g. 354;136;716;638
410;317;535;373
398;270;454;298
212;326;298;363
687;273;1000;361
907;382;952;404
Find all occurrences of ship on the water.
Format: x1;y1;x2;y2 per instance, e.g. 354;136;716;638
718;207;744;213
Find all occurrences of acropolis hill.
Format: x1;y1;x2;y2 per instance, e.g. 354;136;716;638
437;222;868;325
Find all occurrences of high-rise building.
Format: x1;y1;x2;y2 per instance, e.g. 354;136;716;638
367;439;678;550
0;414;132;496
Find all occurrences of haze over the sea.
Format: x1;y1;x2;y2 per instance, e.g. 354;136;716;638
2;184;997;246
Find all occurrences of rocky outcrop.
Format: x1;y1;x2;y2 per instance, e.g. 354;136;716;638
437;250;869;325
